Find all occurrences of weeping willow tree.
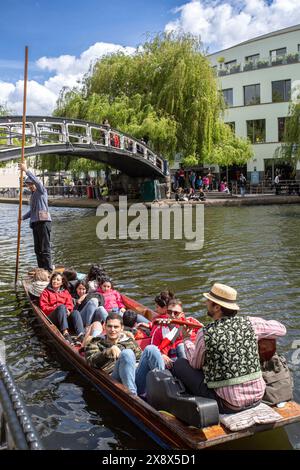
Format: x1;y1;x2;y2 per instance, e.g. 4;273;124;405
0;104;12;168
207;122;253;166
54;33;232;164
275;102;300;170
33;154;104;175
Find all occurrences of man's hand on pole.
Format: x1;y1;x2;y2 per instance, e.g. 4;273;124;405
18;162;27;173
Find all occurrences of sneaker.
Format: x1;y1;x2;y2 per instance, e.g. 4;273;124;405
74;333;84;346
63;333;75;345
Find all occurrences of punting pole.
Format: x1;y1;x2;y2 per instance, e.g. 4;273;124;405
15;46;29;285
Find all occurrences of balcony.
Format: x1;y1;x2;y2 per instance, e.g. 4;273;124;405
217;53;300;76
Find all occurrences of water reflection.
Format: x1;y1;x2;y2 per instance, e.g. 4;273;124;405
0;203;300;449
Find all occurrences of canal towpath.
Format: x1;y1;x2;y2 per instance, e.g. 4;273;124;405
0;194;300;209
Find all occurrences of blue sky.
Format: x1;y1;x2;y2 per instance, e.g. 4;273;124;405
0;0;299;114
0;0;179;81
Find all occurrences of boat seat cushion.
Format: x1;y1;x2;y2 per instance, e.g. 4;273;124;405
220;402;281;431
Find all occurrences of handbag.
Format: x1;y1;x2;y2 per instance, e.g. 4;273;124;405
261;353;294;405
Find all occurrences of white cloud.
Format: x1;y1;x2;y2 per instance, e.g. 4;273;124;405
165;0;300;51
0;42;135;115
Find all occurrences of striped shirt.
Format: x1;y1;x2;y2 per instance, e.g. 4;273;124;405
184;316;286;409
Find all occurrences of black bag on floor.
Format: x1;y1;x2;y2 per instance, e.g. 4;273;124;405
146;369;219;428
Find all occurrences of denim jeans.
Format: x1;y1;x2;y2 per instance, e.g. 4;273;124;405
135;345;165;395
111;345;165;395
47;305;84;335
78;298;108;326
111;349;137;394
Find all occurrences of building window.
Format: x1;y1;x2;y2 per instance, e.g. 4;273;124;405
245;54;260;63
222;88;233;106
244;84;260;105
224;59;236;68
272;80;291;102
226;122;235;133
270;47;287;59
247;119;266;143
278;117;289;142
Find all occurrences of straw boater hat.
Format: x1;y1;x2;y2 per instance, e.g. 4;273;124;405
203;283;240;310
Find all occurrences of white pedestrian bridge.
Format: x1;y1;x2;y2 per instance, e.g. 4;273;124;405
0;116;166;178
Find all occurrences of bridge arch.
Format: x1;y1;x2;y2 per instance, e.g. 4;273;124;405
0;116;167;178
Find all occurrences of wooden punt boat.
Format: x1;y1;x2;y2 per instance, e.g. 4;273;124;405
22;278;300;449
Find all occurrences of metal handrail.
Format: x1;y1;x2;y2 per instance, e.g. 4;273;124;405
230;179;300;195
0;116;165;173
0;361;43;450
217;53;300;76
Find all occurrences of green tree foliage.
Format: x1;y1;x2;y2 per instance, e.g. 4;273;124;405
0;104;8;116
33;154;104;175
207;122;253;166
275;102;300;166
0;104;11;168
181;154;199;168
54;33;246;164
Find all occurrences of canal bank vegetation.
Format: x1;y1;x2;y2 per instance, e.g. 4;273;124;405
52;33;251;169
275;102;300;170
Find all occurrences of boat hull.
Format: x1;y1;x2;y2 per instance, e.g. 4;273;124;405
22;279;300;450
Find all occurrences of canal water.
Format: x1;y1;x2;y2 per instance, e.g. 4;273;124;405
0;202;299;449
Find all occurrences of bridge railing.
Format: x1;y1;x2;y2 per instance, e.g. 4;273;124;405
0;117;164;173
0;185;113;200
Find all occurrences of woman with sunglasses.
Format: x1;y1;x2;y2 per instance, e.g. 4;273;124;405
151;299;202;369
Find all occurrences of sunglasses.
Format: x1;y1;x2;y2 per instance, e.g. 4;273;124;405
167;309;182;315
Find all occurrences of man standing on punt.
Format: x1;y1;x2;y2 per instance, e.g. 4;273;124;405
173;283;286;413
19;162;53;273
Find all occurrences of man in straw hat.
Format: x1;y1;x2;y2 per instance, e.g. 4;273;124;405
19;162;53;272
173;282;286;413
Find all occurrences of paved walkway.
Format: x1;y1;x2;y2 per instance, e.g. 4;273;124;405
1;194;299;208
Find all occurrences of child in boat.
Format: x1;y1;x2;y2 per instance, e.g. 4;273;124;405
72;280;108;327
153;290;175;320
96;277;126;314
28;268;50;301
86;263;107;293
96;277;150;324
39;272;85;345
137;290;175;330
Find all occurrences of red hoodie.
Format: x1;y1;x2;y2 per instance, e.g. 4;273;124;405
39;286;74;316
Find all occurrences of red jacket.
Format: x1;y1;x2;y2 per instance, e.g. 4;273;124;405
39;286;74;316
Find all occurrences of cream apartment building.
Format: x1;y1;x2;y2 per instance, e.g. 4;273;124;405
209;24;300;182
